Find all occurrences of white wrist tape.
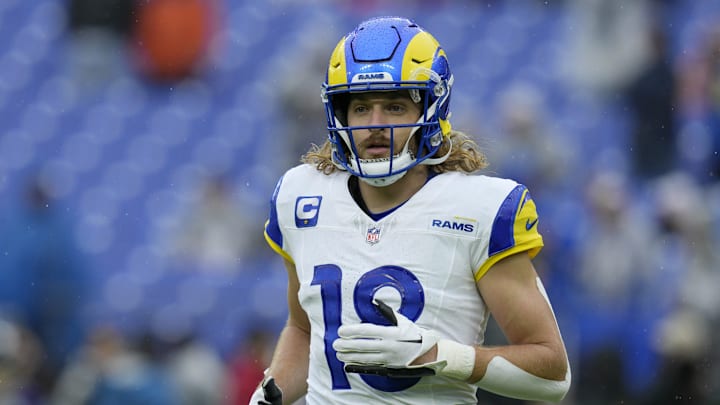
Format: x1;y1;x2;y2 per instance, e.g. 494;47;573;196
476;356;571;403
434;339;475;381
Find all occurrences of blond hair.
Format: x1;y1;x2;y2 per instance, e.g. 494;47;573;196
301;130;488;175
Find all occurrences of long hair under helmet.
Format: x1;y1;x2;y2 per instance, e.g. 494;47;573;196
322;16;454;187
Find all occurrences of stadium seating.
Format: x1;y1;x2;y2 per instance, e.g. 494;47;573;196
1;0;717;360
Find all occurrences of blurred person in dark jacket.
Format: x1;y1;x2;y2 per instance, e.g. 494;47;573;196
624;20;678;181
0;176;91;398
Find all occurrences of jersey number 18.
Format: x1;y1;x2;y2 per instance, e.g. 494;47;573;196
312;264;426;392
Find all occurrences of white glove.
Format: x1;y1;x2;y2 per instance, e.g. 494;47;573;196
332;299;445;376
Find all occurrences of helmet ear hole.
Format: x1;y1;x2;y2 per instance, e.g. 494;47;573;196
409;89;422;104
331;93;350;126
433;82;446;98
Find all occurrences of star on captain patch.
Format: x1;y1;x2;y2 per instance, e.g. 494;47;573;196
366;226;382;245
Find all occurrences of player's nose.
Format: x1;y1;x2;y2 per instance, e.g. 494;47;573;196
367;110;392;136
368;106;389;127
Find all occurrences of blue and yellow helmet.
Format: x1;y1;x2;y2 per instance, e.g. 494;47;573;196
322;16;453;186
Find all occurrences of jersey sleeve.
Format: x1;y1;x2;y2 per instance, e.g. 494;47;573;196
264;174;294;263
475;184;544;281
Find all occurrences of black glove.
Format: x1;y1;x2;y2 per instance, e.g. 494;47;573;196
250;375;282;405
260;377;282;405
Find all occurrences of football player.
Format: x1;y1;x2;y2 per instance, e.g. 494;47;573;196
251;16;570;404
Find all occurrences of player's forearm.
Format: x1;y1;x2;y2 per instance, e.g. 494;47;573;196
265;323;310;404
471;342;570;403
470;342;568;383
415;340;567;382
415;340;570;402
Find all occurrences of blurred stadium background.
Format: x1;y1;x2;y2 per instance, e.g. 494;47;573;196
0;0;719;403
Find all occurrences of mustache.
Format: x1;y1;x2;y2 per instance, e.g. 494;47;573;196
357;133;393;149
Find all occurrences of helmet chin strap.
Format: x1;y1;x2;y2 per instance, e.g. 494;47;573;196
354;135;415;187
357;136;452;187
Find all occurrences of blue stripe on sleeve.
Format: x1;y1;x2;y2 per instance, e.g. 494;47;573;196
488;184;527;257
265;175;284;248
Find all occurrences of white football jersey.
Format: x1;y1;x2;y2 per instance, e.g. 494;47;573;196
264;164;543;405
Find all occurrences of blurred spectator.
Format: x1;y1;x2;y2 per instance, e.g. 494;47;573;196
0;176;91;397
67;0;134;35
489;81;578;195
652;172;720;321
225;328;274;405
164;332;226;405
623;19;678;182
169;174;257;271
677;25;720;120
676;24;720;183
65;0;135;90
52;326;180;405
570;170;660;403
634;171;720;403
131;0;220;82
644;308;713;404
0;319;44;404
563;0;654;95
487;81;580;296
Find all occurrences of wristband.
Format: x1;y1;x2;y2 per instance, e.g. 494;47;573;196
435;339;475;380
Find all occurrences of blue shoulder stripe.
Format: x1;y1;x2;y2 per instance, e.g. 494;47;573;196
265;174;284;247
488;184;527;256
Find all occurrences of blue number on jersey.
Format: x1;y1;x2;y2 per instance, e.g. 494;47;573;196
311;264;350;389
312;264;425;392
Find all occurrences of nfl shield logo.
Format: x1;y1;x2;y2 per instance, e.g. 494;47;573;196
366;226;381;245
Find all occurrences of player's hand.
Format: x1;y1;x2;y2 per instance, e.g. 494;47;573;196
248;375;282;405
333;299;445;377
